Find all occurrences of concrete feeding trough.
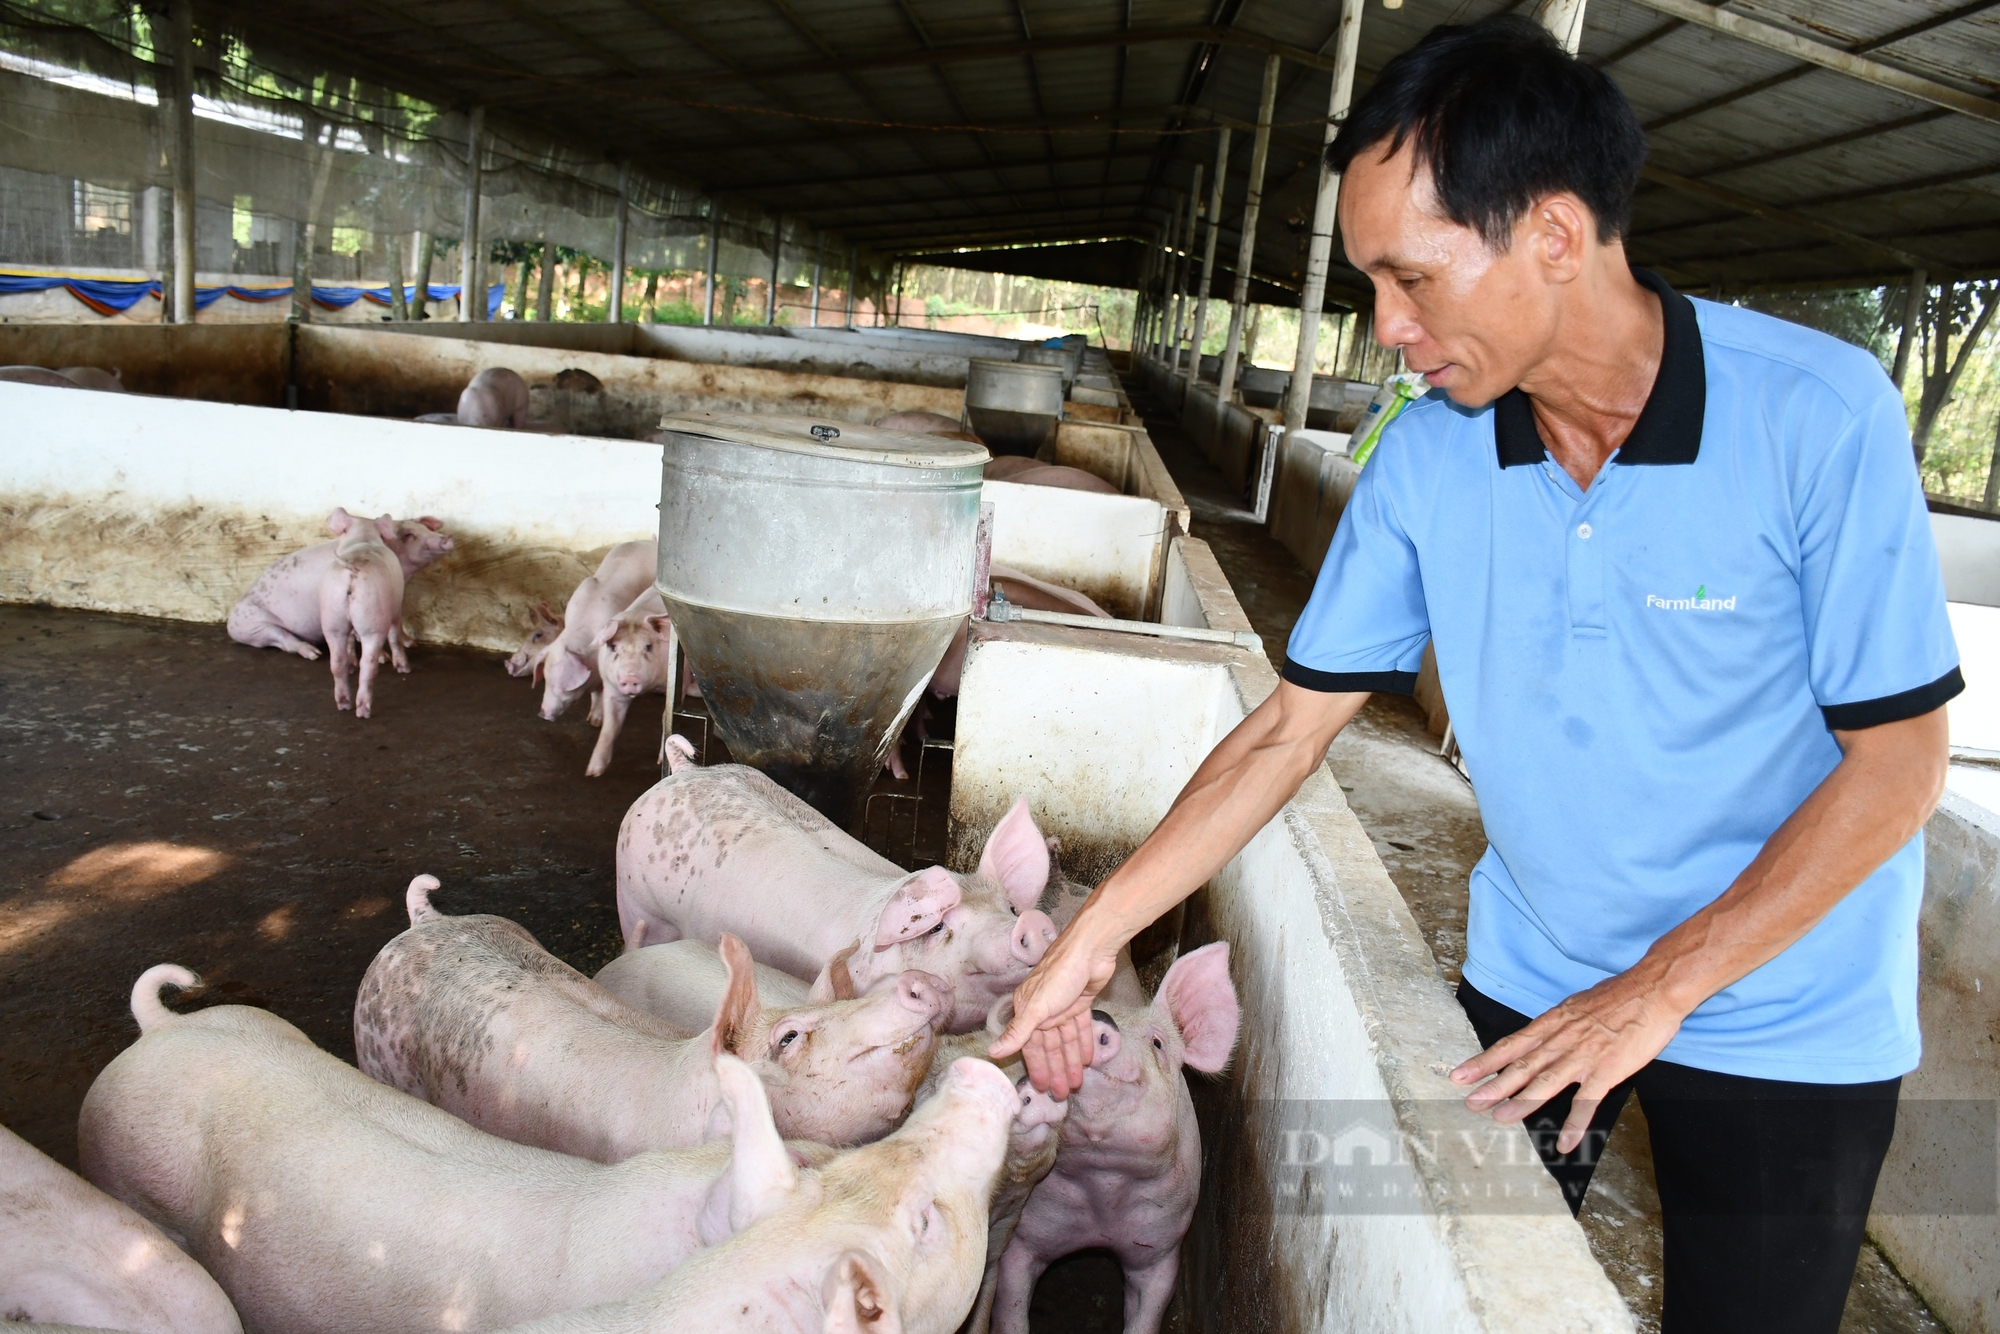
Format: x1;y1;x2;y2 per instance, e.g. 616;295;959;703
965;356;1067;458
653;411;985;825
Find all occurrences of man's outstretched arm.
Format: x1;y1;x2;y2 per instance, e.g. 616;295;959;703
991;680;1370;1095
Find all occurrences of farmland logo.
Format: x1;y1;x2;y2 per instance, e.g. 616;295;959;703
1646;585;1736;611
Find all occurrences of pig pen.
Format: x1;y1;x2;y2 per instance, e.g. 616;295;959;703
0;354;1639;1331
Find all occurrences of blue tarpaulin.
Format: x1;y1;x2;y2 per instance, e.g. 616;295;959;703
0;272;504;318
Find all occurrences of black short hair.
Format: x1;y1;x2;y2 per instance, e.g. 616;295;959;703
1327;15;1647;247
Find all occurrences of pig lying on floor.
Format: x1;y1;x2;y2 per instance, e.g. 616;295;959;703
80;964;830;1334
618;741;1057;1034
492;1056;1020;1334
1;1119;240;1334
228;511;453;660
355;876;944;1160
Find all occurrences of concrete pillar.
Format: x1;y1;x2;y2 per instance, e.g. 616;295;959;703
703;210;719;326
1171;167;1203;373
766;213;783;325
1219;55;1280;407
1536;0;1588;54
459;105;484;322
1188;129;1231;382
608;162;629;324
844;248;857;326
1892;270;1926;388
1282;0;1364;439
1155;206;1181;360
168;0;196;325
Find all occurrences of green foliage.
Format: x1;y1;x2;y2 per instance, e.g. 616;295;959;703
652;299;702;325
1913;321;2000;504
1732;288;1895;359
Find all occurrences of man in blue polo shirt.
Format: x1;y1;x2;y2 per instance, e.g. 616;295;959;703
993;15;1958;1332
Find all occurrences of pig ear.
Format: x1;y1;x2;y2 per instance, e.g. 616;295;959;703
716;1053;796;1229
821;1251;900;1334
325;507;354;534
1157;942;1239;1074
373;515;401;543
589;620;618;650
711;933;762;1057
646;614;673;637
418;516;444;531
975;798;1051;914
548;649;593;694
873;868;961;950
808;939;862;1003
534;600;559;624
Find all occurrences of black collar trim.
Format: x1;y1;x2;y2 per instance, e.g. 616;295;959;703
1494;267;1707;469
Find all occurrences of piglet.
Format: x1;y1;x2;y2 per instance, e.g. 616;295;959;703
491;1057;1019;1334
319;508;405;717
506;599;565;680
542;540;659;724
2;1117;240;1334
81;964;826;1334
355;876;944;1161
991;943;1240;1334
618;744;1058;1033
228;512;452;659
585;591;671;777
57;365;126;391
458;366;533;428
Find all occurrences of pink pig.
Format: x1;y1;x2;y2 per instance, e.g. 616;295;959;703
617;742;1058;1033
542;541;659;724
1;1118;240;1334
1001;464;1120;494
457;366;533;428
991;943;1240;1334
228;512;452;659
584;590;672;778
506;599;565;680
319;508;406;718
355;877;945;1161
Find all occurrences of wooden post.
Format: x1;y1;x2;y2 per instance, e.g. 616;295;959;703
609;162;629;324
387;229;409;321
1170;166;1203;374
533;241;554;321
1282;0;1364;439
168;0;196;325
766;213;783;325
1188;129;1231;381
1891;270;1926;388
1535;0;1588;53
411;231;433;321
1218;54;1280;406
703;210;719;326
459;106;485;321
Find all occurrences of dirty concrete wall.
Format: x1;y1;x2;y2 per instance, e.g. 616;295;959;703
293;325;965;436
0;324;290;405
1054;420;1192;535
1267;432;1359;576
0;381;659;653
983;479;1164;620
949;625;1635;1334
369;321;639;356
1869;788;2000;1334
635;325;972;388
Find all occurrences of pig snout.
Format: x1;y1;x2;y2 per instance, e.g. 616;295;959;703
1016;1075;1068;1130
1010;909;1056;966
896;970;951;1023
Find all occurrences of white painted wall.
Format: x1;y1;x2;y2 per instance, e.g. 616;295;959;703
982;478;1166;620
1934;513;2000;608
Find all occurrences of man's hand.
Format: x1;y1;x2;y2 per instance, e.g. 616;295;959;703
988;921;1120;1100
1450;966;1686;1152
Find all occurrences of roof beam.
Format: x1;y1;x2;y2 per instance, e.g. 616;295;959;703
1640;164;1961;277
1692;108;1949;178
1623;0;2000;125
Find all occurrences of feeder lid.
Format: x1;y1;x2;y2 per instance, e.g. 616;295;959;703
657;411;989;469
968;356;1064;377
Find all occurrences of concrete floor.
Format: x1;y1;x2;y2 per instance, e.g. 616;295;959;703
1129;380;1943;1334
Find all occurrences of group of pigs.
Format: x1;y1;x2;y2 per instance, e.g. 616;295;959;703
5;741;1239;1334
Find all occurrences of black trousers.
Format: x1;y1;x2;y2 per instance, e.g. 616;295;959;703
1458;980;1901;1334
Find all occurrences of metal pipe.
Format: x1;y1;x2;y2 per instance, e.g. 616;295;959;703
1171;166;1203;374
766;212;783;324
984;599;1263;653
168;0;196;325
1188;129;1231;382
1282;0;1363;439
702;209;718;326
1218;55;1280;407
608;161;629;324
459;105;485;322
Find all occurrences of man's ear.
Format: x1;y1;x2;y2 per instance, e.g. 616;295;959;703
1529;192;1590;282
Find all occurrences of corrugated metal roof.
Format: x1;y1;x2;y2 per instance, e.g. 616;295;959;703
203;0;2000;296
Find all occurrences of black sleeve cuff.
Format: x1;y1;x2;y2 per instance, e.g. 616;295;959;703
1281;658;1418;695
1821;666;1964;731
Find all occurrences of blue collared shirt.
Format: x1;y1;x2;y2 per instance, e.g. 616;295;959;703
1284;271;1961;1082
